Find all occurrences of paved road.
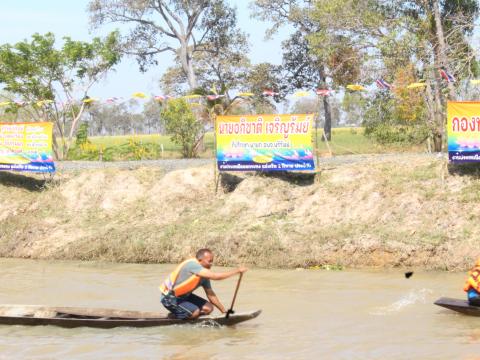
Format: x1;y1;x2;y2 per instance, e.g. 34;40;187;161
55;153;444;173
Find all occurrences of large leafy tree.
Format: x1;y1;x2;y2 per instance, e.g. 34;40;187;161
0;32;121;159
251;0;360;140
160;22;251;110
89;0;242;91
309;0;479;151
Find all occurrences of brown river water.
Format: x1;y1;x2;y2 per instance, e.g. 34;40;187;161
0;258;480;359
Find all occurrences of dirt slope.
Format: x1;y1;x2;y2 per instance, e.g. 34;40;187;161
1;154;479;270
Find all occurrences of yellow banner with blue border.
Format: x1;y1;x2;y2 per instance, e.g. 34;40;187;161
447;102;480;162
0;122;55;172
216;114;315;171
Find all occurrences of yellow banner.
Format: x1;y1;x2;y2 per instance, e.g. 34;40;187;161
447;102;480;162
0;122;55;172
216;114;315;171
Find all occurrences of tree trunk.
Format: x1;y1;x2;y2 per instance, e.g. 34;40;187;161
319;67;331;141
432;0;456;100
425;73;444;152
322;96;332;141
179;39;197;90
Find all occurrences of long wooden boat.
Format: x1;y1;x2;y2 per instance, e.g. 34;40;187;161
434;297;480;316
0;305;261;328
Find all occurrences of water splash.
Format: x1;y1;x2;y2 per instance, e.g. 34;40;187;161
371;288;433;315
193;319;222;328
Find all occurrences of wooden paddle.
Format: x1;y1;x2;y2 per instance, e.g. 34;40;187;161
226;272;243;319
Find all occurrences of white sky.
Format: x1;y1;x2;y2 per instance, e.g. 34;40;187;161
0;0;291;100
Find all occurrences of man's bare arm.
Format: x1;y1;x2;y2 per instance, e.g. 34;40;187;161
197;267;247;280
205;288;226;313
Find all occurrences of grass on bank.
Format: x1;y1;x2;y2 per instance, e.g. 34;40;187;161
67;127;428;161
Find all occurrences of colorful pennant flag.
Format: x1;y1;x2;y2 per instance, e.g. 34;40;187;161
375;79;392;90
206;94;225;101
237;92;254;97
106;97;120;103
183;94;202;99
0;101;11;107
262;89;279;96
316;89;332;96
470;79;480;85
346;84;366;91
154;95;171;102
293;91;312;97
406;82;427;89
36;100;54;107
439;68;455;83
132;92;148;99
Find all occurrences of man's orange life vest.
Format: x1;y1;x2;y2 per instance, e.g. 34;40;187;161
464;264;480;293
159;258;202;297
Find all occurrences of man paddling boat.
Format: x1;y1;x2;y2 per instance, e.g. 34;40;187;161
160;248;247;319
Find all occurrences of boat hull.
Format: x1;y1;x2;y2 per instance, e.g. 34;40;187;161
434;297;480;316
0;305;261;328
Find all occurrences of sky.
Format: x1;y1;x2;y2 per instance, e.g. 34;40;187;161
0;1;291;100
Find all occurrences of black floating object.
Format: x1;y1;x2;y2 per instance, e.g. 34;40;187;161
405;271;414;279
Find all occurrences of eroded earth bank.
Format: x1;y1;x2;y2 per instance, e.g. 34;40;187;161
1;154;479;271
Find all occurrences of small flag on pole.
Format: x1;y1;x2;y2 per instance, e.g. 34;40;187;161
375;79;392;90
439;68;455;83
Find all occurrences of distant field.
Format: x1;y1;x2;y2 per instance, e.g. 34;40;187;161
88;133;214;155
85;127;425;158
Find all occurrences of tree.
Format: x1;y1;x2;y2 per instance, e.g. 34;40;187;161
161;98;203;157
308;0;479;151
290;97;318;114
86;101;145;136
251;0;359;140
89;0;241;91
159;20;252;117
341;93;367;127
143;98;165;134
0;32;121;159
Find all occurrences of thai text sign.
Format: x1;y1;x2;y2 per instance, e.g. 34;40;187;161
0;122;55;172
447;102;480;162
216;114;315;171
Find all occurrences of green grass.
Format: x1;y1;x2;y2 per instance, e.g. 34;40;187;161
68;128;425;161
313;128;426;155
88;133;215;151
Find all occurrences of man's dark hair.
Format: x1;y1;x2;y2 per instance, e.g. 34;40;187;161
196;248;212;260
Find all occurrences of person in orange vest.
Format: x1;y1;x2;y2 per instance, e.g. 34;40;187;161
159;248;248;319
464;258;480;306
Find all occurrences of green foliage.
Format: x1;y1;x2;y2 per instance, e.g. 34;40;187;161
68;140;165;161
0;31;121;159
160;99;203;158
363;94;428;145
75;123;90;146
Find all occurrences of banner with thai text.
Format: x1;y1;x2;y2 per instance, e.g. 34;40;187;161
0;122;55;172
447;102;480;162
216;114;315;171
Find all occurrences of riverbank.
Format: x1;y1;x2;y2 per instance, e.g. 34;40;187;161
1;153;479;271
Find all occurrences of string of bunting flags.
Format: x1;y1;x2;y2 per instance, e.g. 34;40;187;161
0;69;475;108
